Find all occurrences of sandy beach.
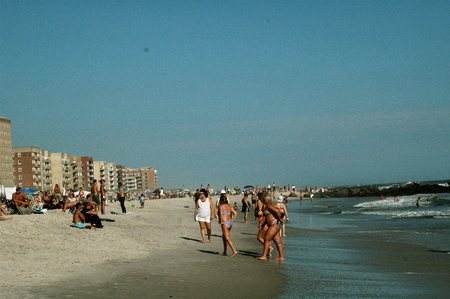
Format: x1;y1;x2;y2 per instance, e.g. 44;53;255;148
2;195;285;298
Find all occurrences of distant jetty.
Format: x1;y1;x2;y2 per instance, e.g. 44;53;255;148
315;181;450;198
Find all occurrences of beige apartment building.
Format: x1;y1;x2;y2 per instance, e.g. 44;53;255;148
0;118;14;187
40;150;52;191
93;161;118;191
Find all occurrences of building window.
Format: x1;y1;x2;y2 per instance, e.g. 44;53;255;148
18;168;22;172
17;153;21;157
18;160;22;165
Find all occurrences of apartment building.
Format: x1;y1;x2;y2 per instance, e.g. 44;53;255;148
93;161;118;190
0;118;14;187
122;167;157;191
41;150;52;191
12;147;42;189
72;156;94;191
51;152;72;190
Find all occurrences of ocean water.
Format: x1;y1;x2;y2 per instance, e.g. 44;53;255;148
277;193;450;298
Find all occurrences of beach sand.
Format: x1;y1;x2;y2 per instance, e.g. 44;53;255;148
1;195;285;298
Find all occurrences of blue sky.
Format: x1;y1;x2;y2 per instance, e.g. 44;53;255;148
1;1;449;190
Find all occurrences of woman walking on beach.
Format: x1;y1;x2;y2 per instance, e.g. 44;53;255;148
194;189;214;243
275;196;289;237
218;194;238;257
257;192;284;261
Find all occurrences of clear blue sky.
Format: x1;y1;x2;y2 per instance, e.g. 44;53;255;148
1;1;449;190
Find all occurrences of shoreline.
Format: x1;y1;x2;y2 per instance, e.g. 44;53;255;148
2;196;286;298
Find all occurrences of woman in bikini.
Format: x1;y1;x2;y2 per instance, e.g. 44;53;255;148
257;192;284;261
218;195;238;257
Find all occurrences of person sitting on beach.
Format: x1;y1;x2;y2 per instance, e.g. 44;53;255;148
78;187;85;203
0;200;12;221
62;191;78;213
275;196;289;237
82;201;103;228
194;189;214;243
257;192;284;261
73;203;94;229
218;195;238;257
12;187;33;215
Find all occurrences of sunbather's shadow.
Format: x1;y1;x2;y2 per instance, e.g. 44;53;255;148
181;237;204;243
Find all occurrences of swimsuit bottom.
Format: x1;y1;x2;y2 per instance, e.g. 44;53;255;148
222;220;233;229
267;220;279;227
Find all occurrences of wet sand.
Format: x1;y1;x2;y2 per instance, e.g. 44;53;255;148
1;196;285;298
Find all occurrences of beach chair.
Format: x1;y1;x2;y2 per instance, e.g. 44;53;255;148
29;195;44;211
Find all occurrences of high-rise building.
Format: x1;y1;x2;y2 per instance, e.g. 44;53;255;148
122;167;157;191
0;118;14;187
12;147;42;189
51;152;72;190
40;150;52;191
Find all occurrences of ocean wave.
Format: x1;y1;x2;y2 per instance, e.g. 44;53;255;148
354;194;450;209
360;210;450;219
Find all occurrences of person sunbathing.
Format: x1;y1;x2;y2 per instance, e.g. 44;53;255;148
0;202;12;221
62;192;77;212
73;203;94;229
82;201;103;228
12;187;33;215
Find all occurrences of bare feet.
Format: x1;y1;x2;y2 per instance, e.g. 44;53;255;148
257;256;267;260
275;257;285;261
230;251;238;257
219;252;227;256
202;240;206;243
267;247;274;257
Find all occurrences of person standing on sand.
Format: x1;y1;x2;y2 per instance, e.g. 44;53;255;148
91;180;100;212
194;189;214;243
275;196;289;237
241;193;251;223
218;194;238;257
257;192;284;261
118;182;126;213
100;179;106;215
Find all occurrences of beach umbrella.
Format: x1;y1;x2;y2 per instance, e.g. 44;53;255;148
244;185;254;189
21;188;40;194
233;187;240;191
115;188;129;192
183;189;190;192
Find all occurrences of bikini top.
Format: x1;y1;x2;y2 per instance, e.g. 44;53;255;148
221;206;231;216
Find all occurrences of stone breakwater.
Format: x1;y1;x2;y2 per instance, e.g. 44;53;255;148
315;182;450;198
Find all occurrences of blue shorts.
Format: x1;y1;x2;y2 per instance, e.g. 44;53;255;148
75;222;88;229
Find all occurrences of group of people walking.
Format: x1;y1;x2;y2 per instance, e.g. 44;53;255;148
193;189;288;260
